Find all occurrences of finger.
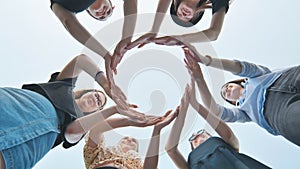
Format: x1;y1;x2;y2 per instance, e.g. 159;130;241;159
152;38;166;44
184;58;191;68
163;109;173;117
137;42;147;48
129;104;139;108
126;37;145;50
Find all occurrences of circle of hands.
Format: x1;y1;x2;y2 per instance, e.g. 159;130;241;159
106;33;205;127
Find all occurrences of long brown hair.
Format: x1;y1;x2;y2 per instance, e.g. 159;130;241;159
220;78;247;106
74;89;107;114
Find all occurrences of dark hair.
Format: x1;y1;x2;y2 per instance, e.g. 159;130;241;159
170;0;208;27
74;89;107;114
220;78;247;106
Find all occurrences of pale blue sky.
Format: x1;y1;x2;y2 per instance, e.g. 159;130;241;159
1;0;300;168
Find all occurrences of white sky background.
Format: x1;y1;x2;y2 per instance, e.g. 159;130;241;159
1;0;300;168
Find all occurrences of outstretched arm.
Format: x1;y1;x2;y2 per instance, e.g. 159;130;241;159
143;110;178;169
111;0;138;73
51;3;110;59
124;0;172;50
152;6;227;46
189;79;239;151
56;54;112;99
184;47;242;74
184;51;221;116
165;86;190;169
181;7;227;42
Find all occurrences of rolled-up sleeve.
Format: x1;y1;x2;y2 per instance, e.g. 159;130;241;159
233;60;271;78
219;105;251;122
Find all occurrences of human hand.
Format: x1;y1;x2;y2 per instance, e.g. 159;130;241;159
180;84;191;112
111;38;132;74
183;47;203;79
152;35;185;46
116;105;146;121
182;45;209;64
126;32;157;50
128;114;162;127
154;109;179;130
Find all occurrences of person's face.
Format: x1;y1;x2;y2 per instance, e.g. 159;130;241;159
190;131;211;149
87;0;114;21
77;91;106;113
119;136;138;153
176;0;198;22
221;83;243;102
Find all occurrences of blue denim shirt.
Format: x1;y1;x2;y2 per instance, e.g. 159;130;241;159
220;60;288;135
0;87;59;150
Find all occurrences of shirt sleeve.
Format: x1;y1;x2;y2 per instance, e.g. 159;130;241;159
219;105;251;122
233;60;271;78
83;135;106;169
48;72;78;85
211;0;230;14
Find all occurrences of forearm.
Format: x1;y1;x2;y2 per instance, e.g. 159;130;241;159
206;57;242;74
122;0;137;40
89;118;130;143
194;77;219;116
165;111;186;151
166;148;189;169
52;4;109;58
193;102;239;150
143;127;161;169
180;30;218;44
151;0;172;32
67;106;117;134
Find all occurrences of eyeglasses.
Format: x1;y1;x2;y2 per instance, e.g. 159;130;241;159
188;129;206;142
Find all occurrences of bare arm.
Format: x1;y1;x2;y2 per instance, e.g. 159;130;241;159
180;7;227;42
66;106;118;136
143;110;178;169
165;87;190;169
87;117;132;147
151;0;172;33
184;49;241;116
122;0;137;40
51;3;110;58
190;82;239;151
88;113;164;147
56;54;112;98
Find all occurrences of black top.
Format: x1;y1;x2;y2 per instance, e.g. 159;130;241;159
211;0;230;14
188;137;271;169
50;0;96;13
22;72;84;149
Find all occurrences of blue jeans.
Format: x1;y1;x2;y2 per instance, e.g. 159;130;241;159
0;87;59;169
264;66;300;146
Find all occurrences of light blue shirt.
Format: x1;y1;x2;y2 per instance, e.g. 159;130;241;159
220;60;289;135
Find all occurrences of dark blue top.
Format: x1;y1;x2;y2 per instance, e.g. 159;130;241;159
22;72;84;149
50;0;96;13
188;137;271;169
211;0;230;14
